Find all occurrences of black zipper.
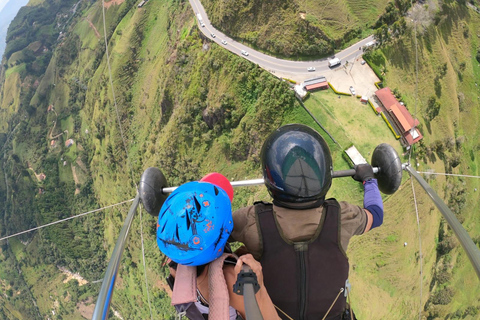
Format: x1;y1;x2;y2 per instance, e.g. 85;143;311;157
296;243;307;320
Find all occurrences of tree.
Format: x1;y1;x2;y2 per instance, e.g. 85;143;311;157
425;96;441;121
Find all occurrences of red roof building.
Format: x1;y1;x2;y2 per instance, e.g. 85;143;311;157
375;87;423;146
305;82;328;91
303;76;329;91
65;139;74;148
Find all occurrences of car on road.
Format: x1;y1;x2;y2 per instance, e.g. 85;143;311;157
241;50;249;56
349;86;356;96
221;40;227;45
361;60;366;65
211;33;216;38
307;67;315;72
201;22;205;27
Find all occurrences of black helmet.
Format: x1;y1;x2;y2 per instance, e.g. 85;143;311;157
261;124;333;204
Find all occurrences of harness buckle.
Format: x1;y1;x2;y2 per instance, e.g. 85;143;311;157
176;311;186;319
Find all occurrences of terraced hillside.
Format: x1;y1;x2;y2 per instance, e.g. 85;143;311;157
360;2;480;318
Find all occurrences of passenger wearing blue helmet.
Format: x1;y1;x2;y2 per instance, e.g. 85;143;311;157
231;124;384;320
157;179;279;320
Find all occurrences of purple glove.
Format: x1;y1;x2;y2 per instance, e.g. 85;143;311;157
364;179;383;229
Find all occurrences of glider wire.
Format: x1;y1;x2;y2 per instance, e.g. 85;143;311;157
0;199;134;242
101;2;153;317
410;176;423;319
101;0;137;187
408;3;423;318
417;171;480;179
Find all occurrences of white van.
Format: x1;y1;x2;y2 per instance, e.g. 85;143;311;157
328;58;341;68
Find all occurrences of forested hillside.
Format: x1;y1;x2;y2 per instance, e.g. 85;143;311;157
0;0;479;319
0;0;297;318
201;0;406;57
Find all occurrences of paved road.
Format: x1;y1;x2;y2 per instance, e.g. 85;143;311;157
188;0;374;76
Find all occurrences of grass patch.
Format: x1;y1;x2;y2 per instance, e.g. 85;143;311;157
305;89;404;158
60;115;75;135
5;63;26;78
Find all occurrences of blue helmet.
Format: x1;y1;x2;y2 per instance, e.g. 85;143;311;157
156;181;233;266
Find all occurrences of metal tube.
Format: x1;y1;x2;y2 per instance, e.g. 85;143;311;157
406;166;480;280
231;178;265;187
162;168;382;194
332;169;356;178
240;265;264;320
243;283;264;320
92;193;140;320
332;167;379;178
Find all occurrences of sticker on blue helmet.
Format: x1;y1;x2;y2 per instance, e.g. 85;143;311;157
156;181;233;266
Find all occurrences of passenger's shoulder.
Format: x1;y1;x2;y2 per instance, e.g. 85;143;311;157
338;201;365;219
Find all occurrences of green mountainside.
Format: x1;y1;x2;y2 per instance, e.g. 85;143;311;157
201;0;402;57
0;0;479;319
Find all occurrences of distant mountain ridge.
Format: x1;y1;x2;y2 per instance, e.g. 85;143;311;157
0;0;29;58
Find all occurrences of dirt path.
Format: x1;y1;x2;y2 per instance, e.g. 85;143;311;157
86;18;101;38
103;0;125;9
50;127;68;140
48;109;68;140
27;162;45;182
58;266;88;286
71;164;81;195
76;158;88;172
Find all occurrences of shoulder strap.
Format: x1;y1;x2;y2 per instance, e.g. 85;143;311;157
208;253;238;320
171;254;239;320
172;264;197;305
253;200;272;207
254;201;273;259
171;264;204;319
324;198;340;207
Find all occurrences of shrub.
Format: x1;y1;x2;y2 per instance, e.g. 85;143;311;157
435;268;452;284
367;99;378;114
425;96;441;121
431;287;455;305
328;83;350;96
464;306;479;317
437;236;457;255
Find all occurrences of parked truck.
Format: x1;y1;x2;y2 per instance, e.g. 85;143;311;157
196;13;205;27
328;58;341;68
